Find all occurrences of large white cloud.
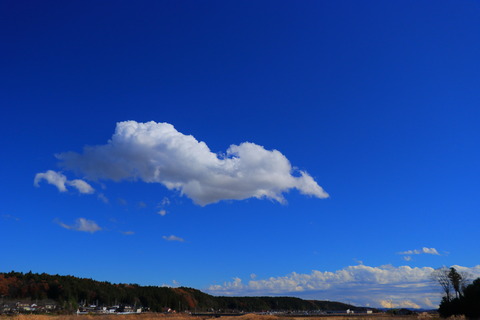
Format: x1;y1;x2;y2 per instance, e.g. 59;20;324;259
206;264;480;309
34;170;94;194
56;121;328;205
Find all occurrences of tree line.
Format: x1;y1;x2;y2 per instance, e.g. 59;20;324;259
433;267;480;318
0;271;363;313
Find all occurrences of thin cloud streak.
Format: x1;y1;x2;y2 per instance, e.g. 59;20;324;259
57;217;101;233
1;214;20;221
399;247;440;255
98;193;109;203
162;235;184;242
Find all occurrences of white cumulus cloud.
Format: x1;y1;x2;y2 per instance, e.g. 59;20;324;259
206;264;480;309
57;217;101;233
34;170;94;194
56;121;328;206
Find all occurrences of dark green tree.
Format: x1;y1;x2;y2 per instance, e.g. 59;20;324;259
438;275;480;318
448;267;463;298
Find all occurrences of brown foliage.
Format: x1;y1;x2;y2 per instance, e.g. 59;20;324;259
172;288;198;309
0;274;19;296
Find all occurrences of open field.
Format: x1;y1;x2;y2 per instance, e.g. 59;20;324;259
0;314;445;320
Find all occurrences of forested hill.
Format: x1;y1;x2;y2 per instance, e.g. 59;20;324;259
0;271;366;312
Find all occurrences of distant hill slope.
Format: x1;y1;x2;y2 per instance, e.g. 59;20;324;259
0;271;368;312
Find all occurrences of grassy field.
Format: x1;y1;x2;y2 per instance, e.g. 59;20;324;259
0;313;447;320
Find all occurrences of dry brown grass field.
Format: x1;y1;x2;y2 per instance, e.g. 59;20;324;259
0;313;445;320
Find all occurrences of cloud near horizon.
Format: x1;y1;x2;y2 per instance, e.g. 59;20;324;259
206;264;480;309
56;121;328;205
34;170;94;194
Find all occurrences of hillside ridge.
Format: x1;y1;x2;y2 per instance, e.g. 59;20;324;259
0;271;369;312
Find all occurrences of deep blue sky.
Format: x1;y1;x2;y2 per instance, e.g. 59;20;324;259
1;0;480;309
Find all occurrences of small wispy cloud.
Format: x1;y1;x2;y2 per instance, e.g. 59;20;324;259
67;179;95;194
398;247;440;256
1;214;20;221
34;170;94;194
121;231;135;235
156;197;170;216
34;170;68;192
162;235;184;242
57;218;101;233
138;201;147;208
161;280;180;288
160;197;170;206
98;193;109;203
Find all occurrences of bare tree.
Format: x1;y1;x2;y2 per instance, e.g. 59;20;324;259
432;267;452;302
433;267;472;301
458;269;471;297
